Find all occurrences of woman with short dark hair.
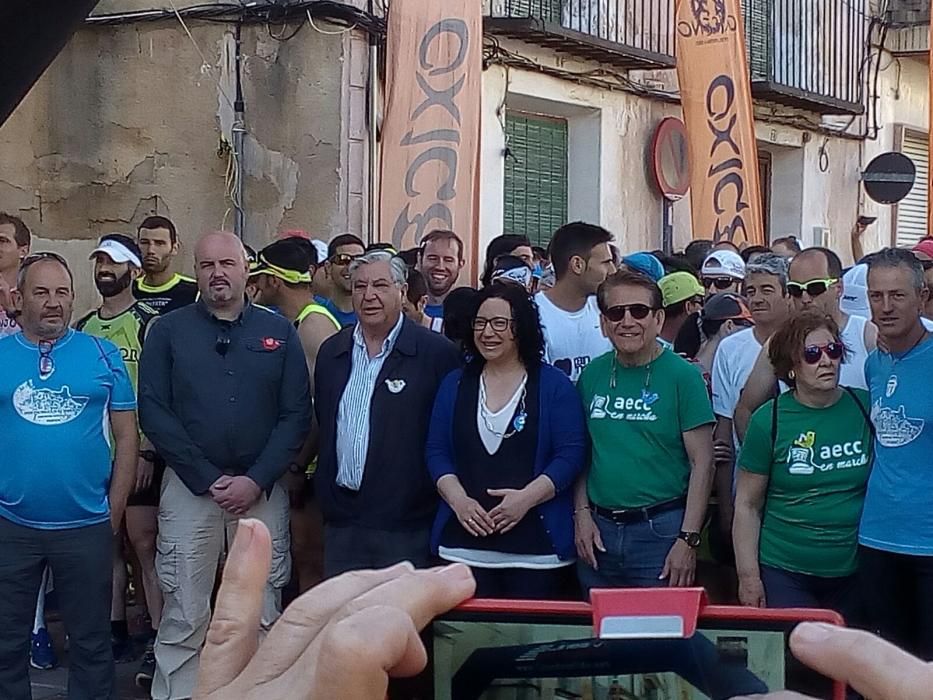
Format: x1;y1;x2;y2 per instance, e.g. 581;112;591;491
733;311;872;617
426;283;586;598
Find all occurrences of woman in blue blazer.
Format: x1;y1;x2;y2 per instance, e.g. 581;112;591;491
426;282;587;599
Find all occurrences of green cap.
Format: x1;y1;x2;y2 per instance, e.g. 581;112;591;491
659;271;704;307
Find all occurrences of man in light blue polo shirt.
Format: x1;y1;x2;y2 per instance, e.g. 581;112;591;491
861;248;933;661
0;252;139;699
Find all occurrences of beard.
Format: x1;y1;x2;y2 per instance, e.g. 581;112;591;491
96;270;133;298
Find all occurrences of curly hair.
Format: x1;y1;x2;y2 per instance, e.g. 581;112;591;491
768;310;846;387
464;282;545;370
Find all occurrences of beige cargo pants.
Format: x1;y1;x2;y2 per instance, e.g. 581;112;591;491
151;468;291;700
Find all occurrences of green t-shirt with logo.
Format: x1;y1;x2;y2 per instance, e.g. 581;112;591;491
578;349;715;509
738;389;872;578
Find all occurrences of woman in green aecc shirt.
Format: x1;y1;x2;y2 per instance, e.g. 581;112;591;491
733;310;872;620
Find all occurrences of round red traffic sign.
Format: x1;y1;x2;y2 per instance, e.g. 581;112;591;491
650;117;690;201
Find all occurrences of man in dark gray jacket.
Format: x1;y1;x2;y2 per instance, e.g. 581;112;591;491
314;250;460;577
139;231;311;700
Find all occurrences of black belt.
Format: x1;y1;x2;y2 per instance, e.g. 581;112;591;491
590;496;687;525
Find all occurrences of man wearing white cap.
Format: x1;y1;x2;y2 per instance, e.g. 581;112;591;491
76;233;164;687
700;250;745;297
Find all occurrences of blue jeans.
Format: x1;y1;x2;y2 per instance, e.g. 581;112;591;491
577;507;683;595
760;564;860;623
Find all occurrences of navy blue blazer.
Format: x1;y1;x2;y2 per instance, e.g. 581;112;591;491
314;317;461;530
425;363;587;560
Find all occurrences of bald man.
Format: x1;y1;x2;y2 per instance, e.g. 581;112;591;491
139;232;312;700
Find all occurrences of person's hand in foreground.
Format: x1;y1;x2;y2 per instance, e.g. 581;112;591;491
194;518;476;699
733;622;933;699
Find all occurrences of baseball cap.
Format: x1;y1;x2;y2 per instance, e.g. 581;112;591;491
659;271;705;307
701;292;753;322
840;263;869;319
622;252;665;282
89;233;142;268
310;239;329;267
701;250;746;280
913;238;933;260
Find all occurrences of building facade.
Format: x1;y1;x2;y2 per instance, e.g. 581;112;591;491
0;0;928;312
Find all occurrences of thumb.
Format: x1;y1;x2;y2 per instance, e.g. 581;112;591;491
790;623;933;700
195;518;272;696
486;489;509;497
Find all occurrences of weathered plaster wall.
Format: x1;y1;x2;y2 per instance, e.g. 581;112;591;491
0;15;349;312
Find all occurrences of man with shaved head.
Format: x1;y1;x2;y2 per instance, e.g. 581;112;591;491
139;231;312;699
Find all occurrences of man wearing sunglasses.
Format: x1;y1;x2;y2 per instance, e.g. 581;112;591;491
250;237;339;593
734;247;878;441
859;248;933;661
0;252;139;699
319;234;365;327
574;269;715;591
138;231;311;699
0;212;30;340
700;250;746;297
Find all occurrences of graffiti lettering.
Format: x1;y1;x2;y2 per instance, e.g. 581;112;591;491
389;17;472;249
418;19;468;76
705;74;750;242
404;146;458;199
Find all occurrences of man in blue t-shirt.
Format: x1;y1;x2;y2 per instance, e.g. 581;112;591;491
0;253;139;698
861;248;933;661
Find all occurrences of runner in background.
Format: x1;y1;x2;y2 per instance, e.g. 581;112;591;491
133;216;197;314
250;238;339;593
418;230;465;320
76;234;162;686
319;234;365;327
0;212;30;338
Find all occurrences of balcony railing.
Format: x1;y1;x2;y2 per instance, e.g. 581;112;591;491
484;0;676;70
744;0;868;114
886;0;929;55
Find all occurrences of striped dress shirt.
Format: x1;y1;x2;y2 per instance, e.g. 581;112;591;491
335;315;404;490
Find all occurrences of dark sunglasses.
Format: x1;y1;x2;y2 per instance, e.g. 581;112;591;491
787;278;838;298
603;303;657;322
38;339;55;380
703;277;736;290
329;253;360;267
920;259;933;271
803;341;844;364
472;316;512;333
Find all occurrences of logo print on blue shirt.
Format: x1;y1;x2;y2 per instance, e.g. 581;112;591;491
873;404;924;448
13;381;89;426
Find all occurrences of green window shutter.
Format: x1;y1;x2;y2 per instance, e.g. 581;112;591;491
503;111;569;247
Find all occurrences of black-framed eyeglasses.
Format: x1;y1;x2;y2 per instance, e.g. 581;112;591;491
38;339;55;380
703;277;736;291
215;331;231;357
786;278;838;298
472;316;512;333
603;304;658;322
803;341;844;364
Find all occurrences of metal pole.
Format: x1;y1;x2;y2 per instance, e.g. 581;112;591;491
233;22;246;240
368;30;379;245
662;198;673;255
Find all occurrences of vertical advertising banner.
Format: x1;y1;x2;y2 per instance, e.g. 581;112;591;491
379;0;482;279
675;0;765;246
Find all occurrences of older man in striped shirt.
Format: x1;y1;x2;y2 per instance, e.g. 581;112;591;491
314;250;460;576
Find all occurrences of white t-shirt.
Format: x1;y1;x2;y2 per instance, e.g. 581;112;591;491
839;314;869;390
535;292;611;383
0;307;18;339
711;327;762;420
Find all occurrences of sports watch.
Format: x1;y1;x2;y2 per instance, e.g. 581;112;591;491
678;530;702;549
